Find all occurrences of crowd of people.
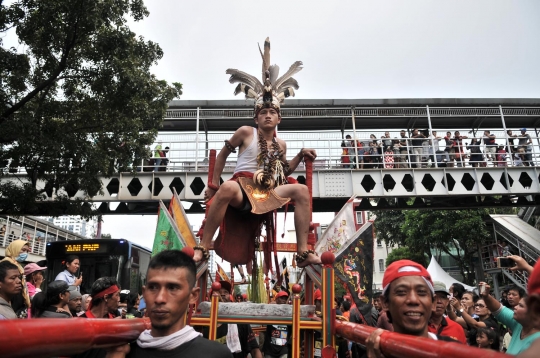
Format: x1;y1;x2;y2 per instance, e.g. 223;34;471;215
341;128;535;169
1;238;540;357
365;255;540;358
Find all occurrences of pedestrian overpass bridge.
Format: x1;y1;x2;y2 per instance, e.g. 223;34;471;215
2;98;540;214
1;99;539;288
0;99;540;215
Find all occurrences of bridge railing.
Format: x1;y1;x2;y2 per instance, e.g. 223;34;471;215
1;216;86;256
3;130;538;174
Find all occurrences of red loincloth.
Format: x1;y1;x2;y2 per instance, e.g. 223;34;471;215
211;172;295;265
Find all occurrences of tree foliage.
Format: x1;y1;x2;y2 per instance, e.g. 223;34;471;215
372;210;407;247
0;0;181;216
374;209;492;285
402;209;490;285
385;246;428;267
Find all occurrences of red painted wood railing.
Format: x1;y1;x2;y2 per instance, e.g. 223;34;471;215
0;317;150;358
0;316;512;358
335;320;508;358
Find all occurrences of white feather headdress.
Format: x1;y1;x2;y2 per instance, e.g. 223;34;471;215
226;37;302;115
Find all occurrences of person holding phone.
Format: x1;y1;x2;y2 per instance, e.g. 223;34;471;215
479;281;540;354
55;255;82;291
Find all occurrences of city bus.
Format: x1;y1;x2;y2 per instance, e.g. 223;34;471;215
45;239;151;294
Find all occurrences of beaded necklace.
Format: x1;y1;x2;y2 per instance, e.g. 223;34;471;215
253;130;289;189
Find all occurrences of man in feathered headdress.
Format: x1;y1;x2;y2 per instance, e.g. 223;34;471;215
193;38;320;268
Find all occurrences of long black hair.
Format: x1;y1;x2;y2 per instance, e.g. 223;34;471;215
62;255;79;270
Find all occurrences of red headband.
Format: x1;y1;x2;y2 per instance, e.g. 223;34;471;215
87;285;119;311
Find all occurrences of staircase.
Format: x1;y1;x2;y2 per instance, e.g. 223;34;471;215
480;214;540;290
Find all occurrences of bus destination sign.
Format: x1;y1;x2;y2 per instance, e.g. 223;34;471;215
65;243;106;254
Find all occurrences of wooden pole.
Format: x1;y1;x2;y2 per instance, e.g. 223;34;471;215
291;284;302;358
0;318;150;358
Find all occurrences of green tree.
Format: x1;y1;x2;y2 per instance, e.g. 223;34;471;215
0;0;181;216
373;210;407;247
386;246;428;267
402;209;490;285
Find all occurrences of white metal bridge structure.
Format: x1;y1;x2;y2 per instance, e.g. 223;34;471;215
1;98;540;289
4;98;540;215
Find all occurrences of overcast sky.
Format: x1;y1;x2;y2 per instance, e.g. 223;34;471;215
101;0;540;247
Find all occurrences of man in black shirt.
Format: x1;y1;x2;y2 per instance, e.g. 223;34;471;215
202;281;262;358
410;128;426;168
107;250;232;358
263;290;292;358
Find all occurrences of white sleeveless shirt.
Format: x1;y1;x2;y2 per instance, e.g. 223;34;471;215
234;127;258;174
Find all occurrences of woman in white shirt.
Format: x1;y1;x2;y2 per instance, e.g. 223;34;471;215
55;255;82;291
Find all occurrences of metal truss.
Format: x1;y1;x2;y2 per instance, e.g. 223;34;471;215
2;166;538;215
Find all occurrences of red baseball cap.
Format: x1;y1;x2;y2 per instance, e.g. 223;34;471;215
276;290;289;298
528;260;540;296
314;289;322;301
382;260;433;295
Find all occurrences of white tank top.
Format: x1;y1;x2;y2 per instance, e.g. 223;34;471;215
234;127;259;173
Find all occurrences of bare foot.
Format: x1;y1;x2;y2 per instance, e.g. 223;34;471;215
193;250;203;263
297;253;322;268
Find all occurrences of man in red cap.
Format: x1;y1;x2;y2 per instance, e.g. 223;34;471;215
263;290;291;358
366;260;459;357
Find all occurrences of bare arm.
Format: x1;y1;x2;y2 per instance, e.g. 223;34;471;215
205;126;252;199
283;139;317;175
461;308;486;328
508;255;534;275
447;297;467;328
481;282;503;313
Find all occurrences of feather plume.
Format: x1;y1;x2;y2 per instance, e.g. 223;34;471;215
268;65;280;85
274;61;303;91
226;69;263;93
263;37;271;73
277;77;299;91
276;88;295;101
234;84;258;99
233;83;244;96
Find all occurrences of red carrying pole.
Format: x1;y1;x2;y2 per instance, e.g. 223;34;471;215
0;317;151;358
335;320;507;358
305;157;313;222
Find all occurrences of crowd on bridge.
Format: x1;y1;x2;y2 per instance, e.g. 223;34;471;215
1;238;540;357
341;128;535;169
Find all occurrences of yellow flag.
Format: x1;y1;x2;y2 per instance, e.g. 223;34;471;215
169;188;197;247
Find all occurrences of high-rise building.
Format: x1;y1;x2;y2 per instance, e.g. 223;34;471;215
38;216;93;238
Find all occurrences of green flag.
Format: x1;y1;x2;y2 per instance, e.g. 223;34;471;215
152;201;186;256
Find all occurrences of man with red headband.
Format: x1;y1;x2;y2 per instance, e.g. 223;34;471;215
81;277;121;319
366;260;459;357
193;38;320;269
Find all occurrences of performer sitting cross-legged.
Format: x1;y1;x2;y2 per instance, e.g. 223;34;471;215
193;38;321;268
